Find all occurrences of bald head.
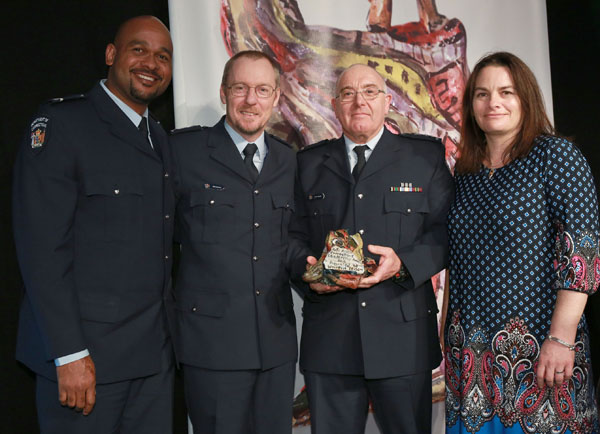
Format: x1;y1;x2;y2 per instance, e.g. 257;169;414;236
113;16;171;48
332;63;391;144
334;64;386;95
105;15;173;114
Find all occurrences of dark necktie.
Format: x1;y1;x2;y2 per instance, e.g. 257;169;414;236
352;145;368;181
138;117;152;148
243;142;259;183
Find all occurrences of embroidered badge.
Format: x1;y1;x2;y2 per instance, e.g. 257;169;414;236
30;117;49;149
308;193;326;200
390;183;422;192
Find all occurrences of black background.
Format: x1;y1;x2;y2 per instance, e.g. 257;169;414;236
1;1;599;432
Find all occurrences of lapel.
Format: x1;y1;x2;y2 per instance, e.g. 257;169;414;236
88;82;160;162
359;129;402;181
148;117;167;164
322;137;354;184
257;134;285;187
206;117;255;184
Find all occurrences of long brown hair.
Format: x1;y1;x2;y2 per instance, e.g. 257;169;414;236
456;51;554;174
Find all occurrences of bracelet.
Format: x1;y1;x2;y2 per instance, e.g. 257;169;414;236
547;334;576;351
391;263;409;284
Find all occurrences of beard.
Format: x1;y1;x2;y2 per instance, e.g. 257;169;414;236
129;81;162;105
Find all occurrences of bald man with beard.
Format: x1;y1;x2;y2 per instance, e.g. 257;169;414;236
13;16;176;433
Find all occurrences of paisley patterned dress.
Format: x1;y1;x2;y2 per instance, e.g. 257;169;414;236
445;136;600;433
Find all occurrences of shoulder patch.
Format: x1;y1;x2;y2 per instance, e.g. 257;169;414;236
266;133;292;148
298;138;335;153
29;116;50;152
47;93;86;104
170;125;206;135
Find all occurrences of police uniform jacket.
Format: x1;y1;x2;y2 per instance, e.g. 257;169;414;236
290;129;454;379
170;117;300;371
13;82;175;383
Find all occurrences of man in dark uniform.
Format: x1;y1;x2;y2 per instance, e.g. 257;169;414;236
170;51;302;434
290;64;454;434
12;16;175;434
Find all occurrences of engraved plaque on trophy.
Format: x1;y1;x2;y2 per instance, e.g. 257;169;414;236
303;229;377;289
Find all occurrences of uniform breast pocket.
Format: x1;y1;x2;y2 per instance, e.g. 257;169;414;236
271;193;295;246
384;192;429;247
189;189;238;243
306;198;335;247
81;175;143;241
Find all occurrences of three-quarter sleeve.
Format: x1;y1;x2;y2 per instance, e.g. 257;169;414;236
545;137;600;295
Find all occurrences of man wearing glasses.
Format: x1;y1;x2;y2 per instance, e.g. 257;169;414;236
169;51;301;434
289;64;454;433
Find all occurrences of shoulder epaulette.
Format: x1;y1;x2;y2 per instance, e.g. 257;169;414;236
47;94;86;104
298;138;336;153
170;125;206;135
400;133;442;144
266;133;292;148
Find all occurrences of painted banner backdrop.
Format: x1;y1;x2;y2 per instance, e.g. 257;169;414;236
168;0;551;431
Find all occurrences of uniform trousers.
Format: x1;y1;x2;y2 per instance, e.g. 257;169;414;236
183;361;295;434
36;339;174;434
304;370;432;434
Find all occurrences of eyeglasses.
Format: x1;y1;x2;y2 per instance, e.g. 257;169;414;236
227;83;277;98
336;85;385;102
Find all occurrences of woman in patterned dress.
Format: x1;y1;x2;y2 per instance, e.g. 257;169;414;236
444;51;599;433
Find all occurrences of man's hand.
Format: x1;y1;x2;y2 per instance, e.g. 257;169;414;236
358;245;401;288
56;355;96;415
305;255;344;294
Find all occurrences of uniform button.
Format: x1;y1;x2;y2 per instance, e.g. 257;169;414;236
254;189;260;195
114;189;120;195
357;193;364;199
164;255;169;260
313;211;319;216
209;200;215;205
255;290;261;296
285;203;290;208
361;301;367;308
191;307;197;312
358;229;364;235
253;256;259;261
407;208;412;213
165;214;170;219
254;222;260;228
164;172;169;178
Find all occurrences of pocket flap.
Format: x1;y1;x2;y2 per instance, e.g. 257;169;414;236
399;287;438;322
384;192;429;214
84;175;143;197
271;193;295;212
79;293;120;323
190;189;236;208
175;291;229;318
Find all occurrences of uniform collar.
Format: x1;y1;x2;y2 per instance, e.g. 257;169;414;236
100;79;149;128
343;126;385;154
224;119;268;159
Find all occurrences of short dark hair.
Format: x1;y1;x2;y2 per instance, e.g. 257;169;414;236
220;50;281;88
456;51;554;174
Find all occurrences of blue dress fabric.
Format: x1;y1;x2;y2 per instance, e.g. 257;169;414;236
445;136;600;433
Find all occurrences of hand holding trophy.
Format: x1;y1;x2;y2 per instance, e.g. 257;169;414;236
303;229;378;290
